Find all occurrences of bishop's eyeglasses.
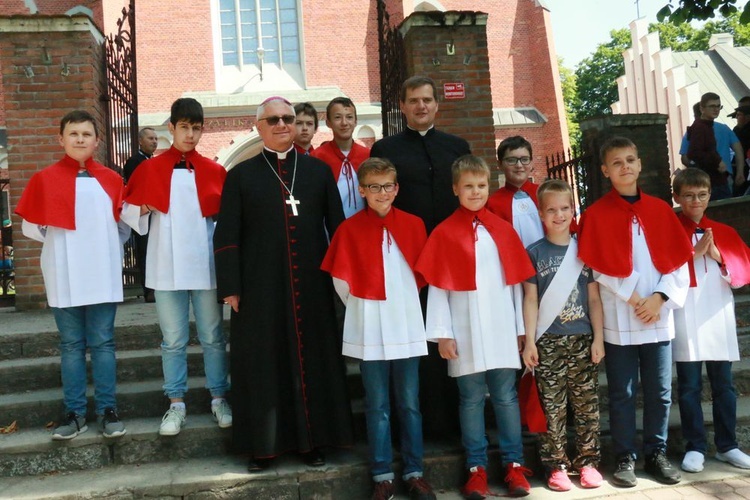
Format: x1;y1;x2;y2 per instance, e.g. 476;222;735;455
259;115;296;126
364;183;398;193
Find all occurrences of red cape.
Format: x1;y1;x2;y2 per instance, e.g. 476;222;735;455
416;206;535;291
487;180;539;222
124;146;226;217
578;190;693;277
487;179;578;233
311;141;370;180
15;155;123;230
293;143;314;155
321;207;426;300
678;213;750;287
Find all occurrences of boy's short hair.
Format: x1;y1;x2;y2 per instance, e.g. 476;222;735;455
451;154;490;185
673;167;711;194
399;75;438;103
599;136;638;163
326;97;357;120
170;98;204;126
537;179;574;208
294;102;318;129
497;136;533;161
357;157;397;184
700;92;721;106
60;110;98;137
692;102;701;120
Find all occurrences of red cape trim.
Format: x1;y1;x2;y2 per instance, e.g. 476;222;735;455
578;190;693;277
678;213;750;287
124;146;226;217
15;155;123;230
487;180;539;223
321;207;427;300
311;141;370;180
416;206;535;291
294;143;314;155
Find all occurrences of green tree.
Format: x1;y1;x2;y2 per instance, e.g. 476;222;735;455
558;58;581;149
658;0;750;23
571;29;630;122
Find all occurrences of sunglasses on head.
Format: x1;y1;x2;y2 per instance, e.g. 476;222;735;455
259;115;296;126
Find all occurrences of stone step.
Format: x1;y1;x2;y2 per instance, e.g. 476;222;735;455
2;393;750;488
0;347;210;396
0;378;215;430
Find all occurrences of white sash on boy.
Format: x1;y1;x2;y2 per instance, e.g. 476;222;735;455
535;237;584;341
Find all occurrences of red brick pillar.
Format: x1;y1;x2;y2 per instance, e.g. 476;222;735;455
0;15;107;310
399;11;497;185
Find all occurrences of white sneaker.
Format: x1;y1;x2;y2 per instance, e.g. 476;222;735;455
211;399;233;428
716;448;750;469
159;407;186;436
681;451;704;472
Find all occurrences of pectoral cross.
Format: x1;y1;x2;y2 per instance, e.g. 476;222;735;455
286;194;300;216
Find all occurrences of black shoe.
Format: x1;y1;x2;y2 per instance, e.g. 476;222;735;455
144;290;155;303
611;454;637;488
247;457;271;473
302;448;325;466
645;450;681;485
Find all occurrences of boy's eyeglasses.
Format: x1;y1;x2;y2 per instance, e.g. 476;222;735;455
364;183;397;193
259;115;296;126
681;193;710;202
503;156;532;166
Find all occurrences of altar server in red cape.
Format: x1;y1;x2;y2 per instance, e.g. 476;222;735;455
577;136;692;488
121;98;231;437
16;110;129;440
293;102;318;155
312;97;370;219
417;155;536;498
321;157;437;500
671;168;750;473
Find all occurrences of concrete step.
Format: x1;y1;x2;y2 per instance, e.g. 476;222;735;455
3;388;750;478
0;347;212;395
0;378;215;429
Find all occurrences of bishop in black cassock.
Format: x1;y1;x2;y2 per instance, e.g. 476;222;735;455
213;97;352;469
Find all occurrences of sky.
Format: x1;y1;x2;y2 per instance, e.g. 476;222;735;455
548;0;747;68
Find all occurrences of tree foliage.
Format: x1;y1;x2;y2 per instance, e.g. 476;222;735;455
657;0;750;24
558;58;580;149
567;12;750;124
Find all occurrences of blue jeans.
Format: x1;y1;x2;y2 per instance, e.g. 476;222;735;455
361;357;424;482
604;341;672;458
456;368;524;469
677;361;737;454
155;289;228;399
52;303;117;416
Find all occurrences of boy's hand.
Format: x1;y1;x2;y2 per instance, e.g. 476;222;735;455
438;339;458;360
693;228;713;257
223;295;240;313
522;342;539;370
634;293;664;324
627;291;642;308
591;338;605;364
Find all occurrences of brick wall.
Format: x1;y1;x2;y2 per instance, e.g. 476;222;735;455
402;12;496;179
703;197;750;246
1;1;105;29
1;17;107;310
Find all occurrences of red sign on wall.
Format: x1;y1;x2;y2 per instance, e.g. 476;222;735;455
444;82;466;100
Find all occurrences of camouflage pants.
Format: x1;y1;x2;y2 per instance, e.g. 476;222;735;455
535;333;600;471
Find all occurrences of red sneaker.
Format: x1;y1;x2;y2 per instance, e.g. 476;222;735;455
504;463;532;497
462;466;488;499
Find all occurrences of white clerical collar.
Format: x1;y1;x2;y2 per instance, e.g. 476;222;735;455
264;145;294;160
407;125;435;136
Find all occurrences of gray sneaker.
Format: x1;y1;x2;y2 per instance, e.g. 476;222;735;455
100;408;127;438
52;412;88;440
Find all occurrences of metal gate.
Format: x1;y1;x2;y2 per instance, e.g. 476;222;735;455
103;0;140;291
545;146;596;215
377;0;406;137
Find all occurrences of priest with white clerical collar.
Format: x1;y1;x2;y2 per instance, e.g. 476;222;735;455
213;96;352;472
